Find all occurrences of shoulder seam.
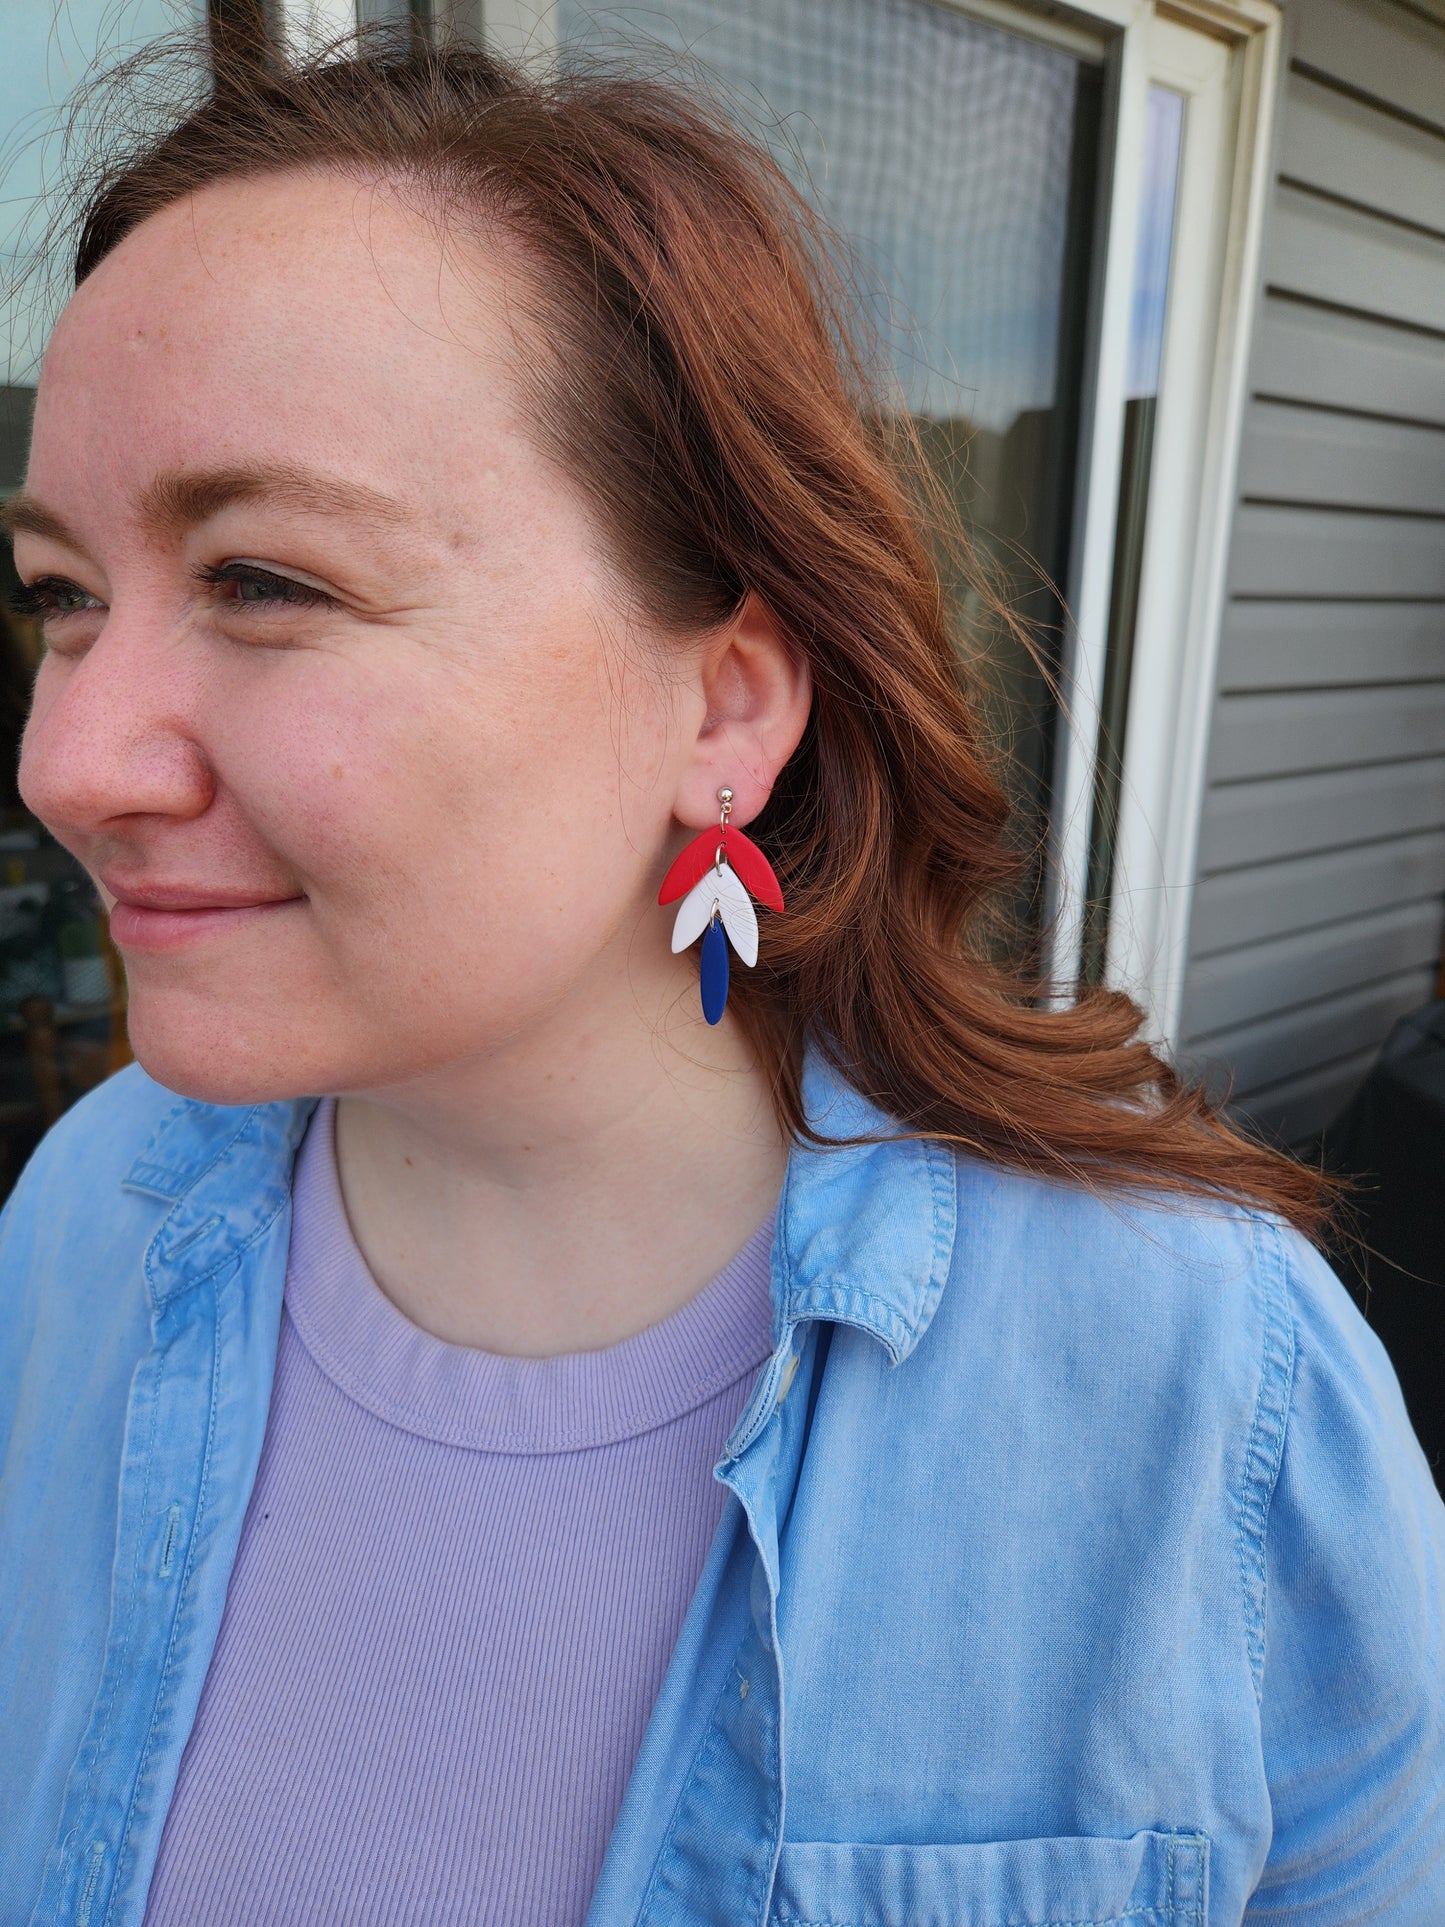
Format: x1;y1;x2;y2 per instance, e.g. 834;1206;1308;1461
1234;1214;1297;1704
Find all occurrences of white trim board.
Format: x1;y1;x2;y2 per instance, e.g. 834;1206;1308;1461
1047;0;1282;1048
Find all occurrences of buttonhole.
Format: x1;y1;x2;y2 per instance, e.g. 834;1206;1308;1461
166;1214;223;1261
159;1502;182;1578
77;1842;106;1926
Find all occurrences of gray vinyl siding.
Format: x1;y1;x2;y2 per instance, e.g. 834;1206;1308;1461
1178;0;1445;1146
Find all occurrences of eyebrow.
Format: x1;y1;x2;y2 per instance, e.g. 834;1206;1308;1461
0;496;79;546
141;463;414;532
0;462;414;548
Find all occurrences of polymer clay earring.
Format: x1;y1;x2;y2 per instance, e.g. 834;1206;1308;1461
659;789;785;1025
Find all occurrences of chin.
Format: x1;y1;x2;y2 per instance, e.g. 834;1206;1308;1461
124;1005;327;1109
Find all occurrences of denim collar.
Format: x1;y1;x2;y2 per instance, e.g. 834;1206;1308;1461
124;1092;321;1313
776;1050;957;1363
122;1047;956;1360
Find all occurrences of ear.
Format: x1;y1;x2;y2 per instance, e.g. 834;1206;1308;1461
672;593;812;830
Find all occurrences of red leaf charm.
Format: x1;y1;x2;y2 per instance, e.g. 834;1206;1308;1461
721;827;784;912
657;824;785;912
658;829;723;906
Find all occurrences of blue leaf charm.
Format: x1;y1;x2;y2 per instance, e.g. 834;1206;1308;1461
700;915;730;1024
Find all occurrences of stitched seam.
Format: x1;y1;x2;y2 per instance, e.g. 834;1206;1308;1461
775;1153;797;1349
771;1909;1167;1927
143;1104;273;1301
927;1137;949;1294
1233;1215;1296;1705
1167;1838;1175;1922
69;1338;167;1896
121;1097;199;1195
755;1730;783;1927
183;1190;290;1293
288;1297;771;1453
140;1102;261;1203
921;1136;955;1343
102;1275;225;1925
148;1178;289;1305
726;1341;794;1460
770;1834;1208;1927
788;1283;911;1346
756;1608;785;1927
638;1658;752;1918
1183;1834;1206;1927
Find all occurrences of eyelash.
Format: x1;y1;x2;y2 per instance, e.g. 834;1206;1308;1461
191;562;334;610
6;577;101;621
5;564;335;624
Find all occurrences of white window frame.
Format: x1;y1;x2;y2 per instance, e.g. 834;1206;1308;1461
1043;0;1282;1049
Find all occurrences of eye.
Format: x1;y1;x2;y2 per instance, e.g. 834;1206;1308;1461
194;561;335;609
7;576;105;621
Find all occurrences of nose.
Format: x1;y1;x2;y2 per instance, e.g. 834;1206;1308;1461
18;611;216;844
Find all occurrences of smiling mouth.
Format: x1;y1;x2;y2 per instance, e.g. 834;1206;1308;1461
105;894;305;953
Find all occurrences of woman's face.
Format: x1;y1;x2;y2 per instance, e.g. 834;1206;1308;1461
14;173;727;1103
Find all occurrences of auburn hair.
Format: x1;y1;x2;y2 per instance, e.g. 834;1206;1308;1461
65;32;1330;1236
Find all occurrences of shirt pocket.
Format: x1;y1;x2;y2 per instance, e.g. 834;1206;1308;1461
768;1827;1209;1927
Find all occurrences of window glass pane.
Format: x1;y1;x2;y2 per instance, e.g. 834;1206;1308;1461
3;2;201;384
561;0;1105;942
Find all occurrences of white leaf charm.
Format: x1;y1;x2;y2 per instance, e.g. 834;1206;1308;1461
715;865;760;966
670;860;759;967
670;865;724;953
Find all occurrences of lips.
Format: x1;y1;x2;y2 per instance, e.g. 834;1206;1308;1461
101;876;305;953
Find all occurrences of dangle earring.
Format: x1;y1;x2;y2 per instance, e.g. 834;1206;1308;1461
659;788;785;1025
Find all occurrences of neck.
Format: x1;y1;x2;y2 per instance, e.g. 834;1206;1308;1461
331;959;789;1357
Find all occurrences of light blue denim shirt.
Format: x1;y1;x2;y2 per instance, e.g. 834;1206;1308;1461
2;1051;1443;1927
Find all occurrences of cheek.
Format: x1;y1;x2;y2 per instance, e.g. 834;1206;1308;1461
476;636;680;876
208;637;678;978
211;674;408;874
117;628;688;1102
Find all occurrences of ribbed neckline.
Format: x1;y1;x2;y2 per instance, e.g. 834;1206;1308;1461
283;1099;778;1455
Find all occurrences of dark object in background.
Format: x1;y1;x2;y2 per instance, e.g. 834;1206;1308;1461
1322;1000;1445;1495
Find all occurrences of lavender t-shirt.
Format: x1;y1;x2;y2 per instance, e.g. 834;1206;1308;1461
143;1099;776;1927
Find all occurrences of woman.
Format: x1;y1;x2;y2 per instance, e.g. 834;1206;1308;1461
1;38;1441;1927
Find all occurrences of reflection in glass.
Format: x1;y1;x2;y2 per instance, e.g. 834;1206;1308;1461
1081;84;1185;984
562;0;1104;942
